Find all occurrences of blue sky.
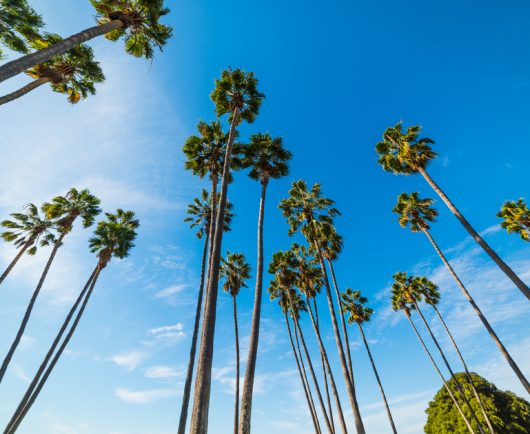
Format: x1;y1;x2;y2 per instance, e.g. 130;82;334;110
0;0;529;433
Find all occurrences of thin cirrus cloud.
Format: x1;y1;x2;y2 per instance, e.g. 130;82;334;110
114;387;178;404
107;350;148;372
144;365;181;379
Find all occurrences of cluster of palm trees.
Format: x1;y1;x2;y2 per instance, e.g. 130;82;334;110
0;188;139;433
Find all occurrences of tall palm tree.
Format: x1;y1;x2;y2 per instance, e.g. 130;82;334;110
419;277;496;433
0;0;43;58
279;179;365;434
178;190;233;434
393;192;530;393
376;122;530;301
5;209;139;434
0;0;172;84
390;278;476;434
191;68;264;434
0;34;105;106
0;204;55;286
239;132;292;434
220;251;251;434
0;188;101;384
341;288;398;434
497;198;529;242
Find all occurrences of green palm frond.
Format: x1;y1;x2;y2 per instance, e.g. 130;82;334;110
497;198;530;241
220;251;251;297
243;133;292;184
341;288;374;325
184;189;234;239
0;0;43;54
392;192;438;233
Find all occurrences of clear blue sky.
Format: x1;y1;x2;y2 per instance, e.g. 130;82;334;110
0;1;529;433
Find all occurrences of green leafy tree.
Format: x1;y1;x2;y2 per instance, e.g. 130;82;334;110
0;0;43;58
0;204;55;286
239;132;292;434
0;0;172;84
393;192;530;393
376;123;530;301
425;373;530;434
497;199;530;242
0;34;105;106
191;68;264;434
5;209;139;434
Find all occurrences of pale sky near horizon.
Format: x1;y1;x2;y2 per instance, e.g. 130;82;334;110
0;1;529;433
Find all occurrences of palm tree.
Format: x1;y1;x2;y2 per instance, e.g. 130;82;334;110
0;0;172;84
5;209;139;434
376;123;530;301
497;198;529;242
0;0;43;58
0;188;101;384
279;179;365;434
341;288;398;434
191;68;264;434
393;192;530;393
0;34;105;106
220;251;251;434
0;204;55;286
239;132;292;434
419;278;496;433
178;190;233;434
390;277;476;434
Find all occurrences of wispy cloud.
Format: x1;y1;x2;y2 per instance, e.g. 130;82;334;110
114;387;178;404
155;284;187;299
144;365;182;379
107;350;148;372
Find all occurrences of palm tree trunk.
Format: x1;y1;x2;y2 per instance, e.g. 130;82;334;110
177;228;210;434
6;266;102;434
233;296;240;434
328;260;354;385
0;231;67;384
422;228;530;393
0;242;31;287
417;166;530;301
357;324;398;434
306;297;349;434
4;267;98;434
431;305;496;434
405;312;476;434
413;301;486;433
294;318;334;434
285;313;321;434
190;107;240;434
239;181;268;434
0;20;123;84
205;174;218;300
0;77;50;106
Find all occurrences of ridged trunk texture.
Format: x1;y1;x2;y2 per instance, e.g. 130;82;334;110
0;77;50;105
233;297;240;434
0;242;30;287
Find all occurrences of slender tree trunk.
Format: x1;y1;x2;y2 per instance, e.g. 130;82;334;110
190;107;240;434
233;297;240;434
285;313;321;434
422;228;530;393
0;242;30;287
357;324;398;434
306;297;349;434
6;266;102;434
405;312;476;434
431;305;496;434
417;166;530;301
0;77;50;106
204;175;218;301
294;318;334;434
413;301;486;433
328;260;354;385
177;228;210;434
0;21;123;84
239;181;268;434
0;232;67;384
4;267;98;434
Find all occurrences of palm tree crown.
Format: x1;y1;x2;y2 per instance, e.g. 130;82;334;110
341;289;373;325
184;189;234;239
497;198;530;241
393;192;438;232
390;271;422;312
220;252;251;297
243;133;292;184
290;244;322;299
0;0;43;56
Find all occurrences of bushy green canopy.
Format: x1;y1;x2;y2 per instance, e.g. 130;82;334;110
243;133;292;184
497;198;530;241
0;0;43;57
425;373;530;433
184;189;233;239
393;192;438;232
220;251;250;297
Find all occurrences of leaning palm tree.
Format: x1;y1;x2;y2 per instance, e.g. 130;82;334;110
341;288;398;434
0;0;43;58
220;251;251;434
4;209;139;434
497;198;529;242
279;179;365;434
376;123;530;301
0;203;55;286
178;190;233;434
239;132;292;434
0;0;172;84
0;34;105;106
0;188;101;384
393;191;530;393
390;277;476;434
191;68;264;434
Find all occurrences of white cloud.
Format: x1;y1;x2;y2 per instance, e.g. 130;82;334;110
107;351;147;372
114;387;178;404
154;285;186;299
144;365;181;379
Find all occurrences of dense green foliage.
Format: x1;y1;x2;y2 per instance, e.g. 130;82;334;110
0;0;43;57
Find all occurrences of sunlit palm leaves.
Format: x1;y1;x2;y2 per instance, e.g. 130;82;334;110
497;198;530;241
